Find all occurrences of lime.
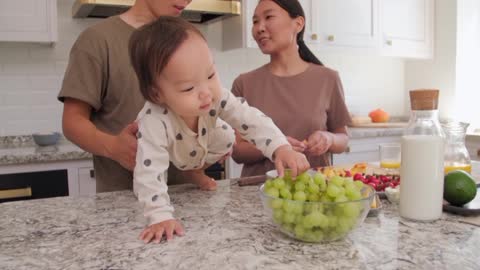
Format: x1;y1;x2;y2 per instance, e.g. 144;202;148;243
444;170;477;206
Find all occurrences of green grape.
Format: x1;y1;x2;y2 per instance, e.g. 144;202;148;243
313;230;325;241
283;200;296;213
265;179;274;189
279;188;292;200
330;175;345;186
284;182;293;192
326;184;341;198
283;212;296;224
270;198;284;209
302;215;315;229
294;181;306;191
320;194;333;203
273;177;286;189
353;180;364;189
297;171;311;183
334;195;348;203
343;203;360;217
307;193;320;202
294;224;305;237
265;187;280;198
273;209;283;223
346;189;362;200
282;223;294;233
293;191;307;201
313;173;326;185
295;214;304;224
307;183;320;194
343;177;354;186
328;215;338;228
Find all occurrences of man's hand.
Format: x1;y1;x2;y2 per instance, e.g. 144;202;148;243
106;122;138;171
139;219;185;244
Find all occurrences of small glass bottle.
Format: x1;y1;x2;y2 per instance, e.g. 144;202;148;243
442;121;471;174
400;89;445;221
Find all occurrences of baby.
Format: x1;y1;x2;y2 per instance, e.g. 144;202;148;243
129;16;310;244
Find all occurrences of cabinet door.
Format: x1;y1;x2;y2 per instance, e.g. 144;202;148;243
78;167;96;196
380;0;434;59
308;0;378;48
0;0;57;43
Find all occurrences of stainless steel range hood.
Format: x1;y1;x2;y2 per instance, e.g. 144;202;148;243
72;0;241;24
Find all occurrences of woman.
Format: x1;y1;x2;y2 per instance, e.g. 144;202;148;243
231;0;351;177
58;0;193;192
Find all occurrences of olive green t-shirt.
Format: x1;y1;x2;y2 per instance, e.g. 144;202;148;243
232;64;352;177
58;16;144;192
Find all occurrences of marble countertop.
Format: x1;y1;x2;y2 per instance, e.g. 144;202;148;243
0;135;92;166
348;127;404;139
1;180;479;270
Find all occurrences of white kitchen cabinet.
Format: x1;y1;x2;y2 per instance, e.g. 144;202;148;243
0;0;57;43
304;0;378;50
379;0;434;59
332;136;401;165
0;159;93;198
78;166;96;196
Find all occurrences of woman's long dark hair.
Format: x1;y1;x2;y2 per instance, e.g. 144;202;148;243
269;0;323;66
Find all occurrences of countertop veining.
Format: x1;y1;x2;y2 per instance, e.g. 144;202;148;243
1;179;479;270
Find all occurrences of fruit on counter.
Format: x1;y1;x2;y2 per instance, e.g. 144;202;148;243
368;108;390;123
353;173;400;192
262;171;372;242
443;170;477;206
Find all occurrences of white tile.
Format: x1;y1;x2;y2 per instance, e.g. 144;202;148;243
28;75;63;90
0;75;30;90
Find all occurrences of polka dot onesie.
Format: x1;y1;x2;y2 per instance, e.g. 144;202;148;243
134;88;289;225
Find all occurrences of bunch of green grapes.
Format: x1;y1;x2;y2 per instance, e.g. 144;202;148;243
262;171;369;242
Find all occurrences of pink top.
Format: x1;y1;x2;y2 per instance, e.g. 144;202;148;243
232;64;351;177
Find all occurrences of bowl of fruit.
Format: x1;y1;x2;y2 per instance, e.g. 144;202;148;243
259;171;375;243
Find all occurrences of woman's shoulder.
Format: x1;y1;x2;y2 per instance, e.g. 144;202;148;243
234;65;269;82
307;64;340;79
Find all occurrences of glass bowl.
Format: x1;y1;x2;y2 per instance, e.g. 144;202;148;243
259;183;375;243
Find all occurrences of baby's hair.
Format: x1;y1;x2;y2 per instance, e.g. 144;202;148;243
129;16;205;102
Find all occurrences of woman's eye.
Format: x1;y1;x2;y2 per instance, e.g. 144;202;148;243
208;73;216;80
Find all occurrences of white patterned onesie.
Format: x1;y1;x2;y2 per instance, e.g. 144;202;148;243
134;88;289;225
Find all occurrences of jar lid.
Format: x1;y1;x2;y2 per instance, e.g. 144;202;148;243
409;89;439;110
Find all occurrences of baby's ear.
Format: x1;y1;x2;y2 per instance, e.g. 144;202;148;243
150;86;164;104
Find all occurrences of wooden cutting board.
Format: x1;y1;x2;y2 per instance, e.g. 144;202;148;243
349;122;408;128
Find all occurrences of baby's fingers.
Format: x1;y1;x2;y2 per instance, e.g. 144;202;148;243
165;226;174;241
153;229;165;244
175;222;185;236
141;230;155;244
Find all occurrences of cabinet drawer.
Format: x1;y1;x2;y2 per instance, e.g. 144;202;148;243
0;169;68;203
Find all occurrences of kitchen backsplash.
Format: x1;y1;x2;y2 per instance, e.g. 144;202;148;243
0;0;406;136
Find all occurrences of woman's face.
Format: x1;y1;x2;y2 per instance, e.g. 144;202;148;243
145;0;192;17
252;0;304;54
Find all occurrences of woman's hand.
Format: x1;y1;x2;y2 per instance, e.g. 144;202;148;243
106;122;138;171
305;131;334;156
286;136;307;153
273;145;310;177
139;219;185;244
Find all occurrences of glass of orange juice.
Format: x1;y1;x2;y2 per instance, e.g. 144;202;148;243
379;143;401;174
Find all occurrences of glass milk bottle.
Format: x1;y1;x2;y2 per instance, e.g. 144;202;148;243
400;89;445;221
442;121;471;175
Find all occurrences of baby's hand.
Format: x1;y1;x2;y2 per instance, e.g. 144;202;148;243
139;219;185;244
273;145;310;178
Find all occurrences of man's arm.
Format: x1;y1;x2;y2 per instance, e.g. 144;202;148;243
62;98;138;170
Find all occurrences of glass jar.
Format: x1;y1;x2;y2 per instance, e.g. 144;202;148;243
400;89;445;221
442;121;471;174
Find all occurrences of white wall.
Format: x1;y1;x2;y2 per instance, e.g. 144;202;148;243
0;0;406;136
404;0;457;119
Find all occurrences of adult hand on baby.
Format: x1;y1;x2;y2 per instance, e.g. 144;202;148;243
106;122;138;171
305;131;333;156
274;145;310;178
139;219;185;244
286;136;306;153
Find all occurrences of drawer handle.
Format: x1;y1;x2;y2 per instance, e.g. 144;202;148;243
90;169;95;178
345;146;350;153
0;187;32;200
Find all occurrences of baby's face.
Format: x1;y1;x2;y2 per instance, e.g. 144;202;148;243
153;32;222;126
